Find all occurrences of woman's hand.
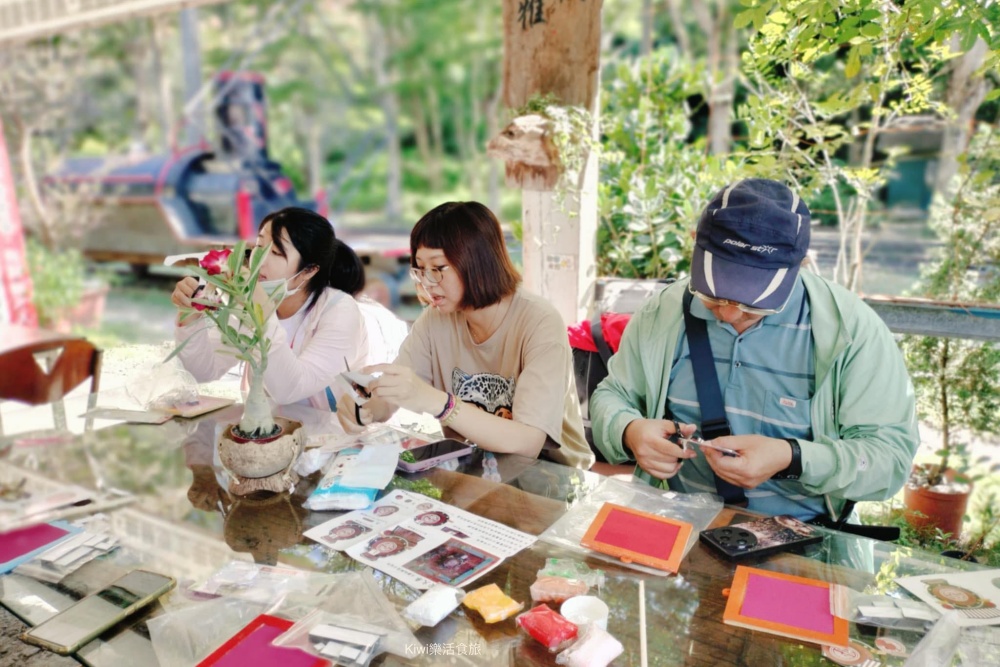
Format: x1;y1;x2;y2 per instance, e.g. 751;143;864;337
171;277;204;326
336;393;374;433
365;364;448;416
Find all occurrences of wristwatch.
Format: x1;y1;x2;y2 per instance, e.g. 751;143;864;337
772;438;802;480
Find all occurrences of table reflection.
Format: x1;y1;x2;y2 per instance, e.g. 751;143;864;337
0;397;992;667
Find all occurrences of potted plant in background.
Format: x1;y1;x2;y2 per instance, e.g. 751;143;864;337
169;241;305;496
901;125;1000;541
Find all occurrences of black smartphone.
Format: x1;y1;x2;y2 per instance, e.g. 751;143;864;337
21;569;175;655
699;515;823;561
397;439;475;473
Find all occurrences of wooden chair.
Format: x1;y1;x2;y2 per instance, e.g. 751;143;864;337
0;337;102;434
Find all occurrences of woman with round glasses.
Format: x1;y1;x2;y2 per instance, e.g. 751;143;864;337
337;201;593;469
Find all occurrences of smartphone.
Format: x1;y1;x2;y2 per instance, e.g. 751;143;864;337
21;569;175;655
699;515;823;561
397;439;475;473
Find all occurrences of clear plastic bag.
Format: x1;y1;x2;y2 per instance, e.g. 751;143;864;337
147;596;269;667
126;359;199;411
402;583;465;627
555;622;624;667
830;583;939;630
904;611;962;667
539;477;723;575
270;571;417;662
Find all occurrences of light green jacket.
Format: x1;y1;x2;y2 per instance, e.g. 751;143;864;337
590;273;919;522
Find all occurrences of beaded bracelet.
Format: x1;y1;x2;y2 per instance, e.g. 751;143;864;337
440;400;461;427
434;393;456;420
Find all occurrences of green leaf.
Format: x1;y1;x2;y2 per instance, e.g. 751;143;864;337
734;9;755;30
860;23;881;38
845;47;862;78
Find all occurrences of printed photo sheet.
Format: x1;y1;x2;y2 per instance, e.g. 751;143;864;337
304;490;536;590
896;569;1000;626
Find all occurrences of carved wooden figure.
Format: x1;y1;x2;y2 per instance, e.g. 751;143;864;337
486;114;561;191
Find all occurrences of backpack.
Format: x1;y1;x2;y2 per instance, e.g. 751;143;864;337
568;278;674;460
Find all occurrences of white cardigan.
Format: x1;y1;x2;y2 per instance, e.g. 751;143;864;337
175;288;370;411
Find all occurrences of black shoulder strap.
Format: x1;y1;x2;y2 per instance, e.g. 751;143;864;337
680;291;747;506
589;314;613;365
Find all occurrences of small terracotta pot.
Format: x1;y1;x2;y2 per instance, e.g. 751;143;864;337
903;468;972;540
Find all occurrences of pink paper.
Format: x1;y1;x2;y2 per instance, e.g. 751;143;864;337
0;523;69;563
206;624;319;667
740;572;834;634
592;508;681;560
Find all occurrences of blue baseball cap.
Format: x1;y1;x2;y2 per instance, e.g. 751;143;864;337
690;179;811;312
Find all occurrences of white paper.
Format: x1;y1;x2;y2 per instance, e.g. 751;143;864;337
896;569;1000;626
305;490;536;590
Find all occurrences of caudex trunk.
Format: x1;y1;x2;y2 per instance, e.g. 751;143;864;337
237;366;277;439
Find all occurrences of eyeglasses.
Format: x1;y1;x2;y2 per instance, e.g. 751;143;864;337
687;282;784;316
409;265;452;285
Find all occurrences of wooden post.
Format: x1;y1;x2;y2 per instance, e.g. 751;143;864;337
494;0;602;326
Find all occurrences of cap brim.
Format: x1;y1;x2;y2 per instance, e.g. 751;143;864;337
691;247;800;311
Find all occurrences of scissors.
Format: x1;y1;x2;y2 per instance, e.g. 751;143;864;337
344;357;370;425
668;420;739;457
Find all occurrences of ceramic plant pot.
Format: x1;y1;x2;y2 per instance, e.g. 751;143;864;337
218;417;304;495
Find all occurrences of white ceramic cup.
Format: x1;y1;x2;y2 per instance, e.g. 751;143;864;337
560;595;609;630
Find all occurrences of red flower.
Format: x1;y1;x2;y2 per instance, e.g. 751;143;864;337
200;248;232;276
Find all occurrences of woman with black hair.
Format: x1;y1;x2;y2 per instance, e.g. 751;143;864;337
171;207;403;411
337;201;593;469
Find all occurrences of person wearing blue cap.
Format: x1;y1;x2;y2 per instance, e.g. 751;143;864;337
589;179;918;525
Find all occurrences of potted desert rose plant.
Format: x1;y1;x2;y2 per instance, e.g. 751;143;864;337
168;241;305;495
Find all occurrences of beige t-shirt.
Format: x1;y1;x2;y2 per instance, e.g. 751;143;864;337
397;288;593;469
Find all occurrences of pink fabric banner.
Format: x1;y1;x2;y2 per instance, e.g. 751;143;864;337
0;115;37;326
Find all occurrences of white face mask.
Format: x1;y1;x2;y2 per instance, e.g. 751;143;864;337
259;269;305;301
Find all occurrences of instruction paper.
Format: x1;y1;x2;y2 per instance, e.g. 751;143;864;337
305;490;536;590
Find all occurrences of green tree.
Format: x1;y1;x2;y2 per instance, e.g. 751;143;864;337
735;0;999;291
902;125;1000;486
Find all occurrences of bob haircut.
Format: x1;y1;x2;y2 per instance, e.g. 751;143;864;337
260;207;365;308
410;201;520;310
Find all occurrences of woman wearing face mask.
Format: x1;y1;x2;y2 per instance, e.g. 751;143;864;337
171;207;400;410
337;201;594;469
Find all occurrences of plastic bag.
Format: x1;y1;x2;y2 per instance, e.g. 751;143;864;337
463;583;523;623
126;359;199;411
271;571;417;661
555;622;624;667
539;477;723;575
530;576;589;605
402;584;465;627
516;604;578;651
148;596;269;667
904;611;962;667
303;448;379;511
830;584;938;630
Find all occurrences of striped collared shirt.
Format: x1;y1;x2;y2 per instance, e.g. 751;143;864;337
665;277;823;520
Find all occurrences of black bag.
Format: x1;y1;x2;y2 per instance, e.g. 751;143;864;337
573;314;616;462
